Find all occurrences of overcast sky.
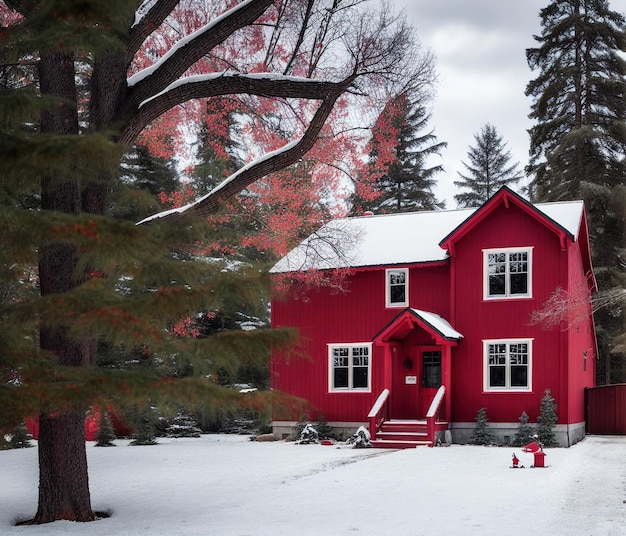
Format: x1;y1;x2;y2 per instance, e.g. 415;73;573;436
395;0;626;207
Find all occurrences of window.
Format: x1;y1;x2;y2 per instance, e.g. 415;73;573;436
421;351;442;388
484;339;532;391
329;343;371;392
386;268;408;307
484;248;532;299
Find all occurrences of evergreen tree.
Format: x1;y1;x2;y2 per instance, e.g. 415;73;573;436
129;406;158;446
165;408;202;438
470;407;495;445
511;411;535;447
191;98;242;197
526;0;626;384
9;422;33;449
353;92;446;214
537;389;559;447
0;0;433;523
453;123;522;207
120;145;180;198
95;410;117;447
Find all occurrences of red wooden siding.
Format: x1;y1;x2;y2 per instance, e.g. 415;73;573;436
566;238;597;423
586;385;626;434
271;264;450;422
448;201;574;425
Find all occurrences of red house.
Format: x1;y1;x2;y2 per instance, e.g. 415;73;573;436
270;187;597;447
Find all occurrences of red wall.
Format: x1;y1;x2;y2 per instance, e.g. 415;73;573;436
448;202;593;425
272;264;450;422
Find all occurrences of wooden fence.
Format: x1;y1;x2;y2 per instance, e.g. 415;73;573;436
586;384;626;435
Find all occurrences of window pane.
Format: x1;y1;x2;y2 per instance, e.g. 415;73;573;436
489;274;506;295
489;366;506;387
390;285;406;304
388;270;407;304
333;368;348;389
422;351;442;388
510;365;528;387
352;367;368;388
510;273;528;295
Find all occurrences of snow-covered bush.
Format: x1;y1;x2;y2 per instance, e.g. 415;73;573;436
165;408;202;438
297;423;319;444
8;422;33;449
347;426;371;448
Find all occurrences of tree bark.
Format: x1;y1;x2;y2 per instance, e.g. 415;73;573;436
36;51;96;523
33;412;95;524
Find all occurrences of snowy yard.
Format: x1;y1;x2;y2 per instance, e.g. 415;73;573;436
1;434;625;535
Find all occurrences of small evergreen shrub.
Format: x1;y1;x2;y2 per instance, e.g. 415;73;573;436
315;415;335;440
348;426;371;448
470;407;495;445
95;410;117;447
297;423;319;444
537;389;558;447
291;415;309;441
165;408;202;438
511;411;535;447
9;422;33;449
130;406;158;446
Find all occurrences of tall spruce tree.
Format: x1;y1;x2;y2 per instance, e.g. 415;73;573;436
353;92;446;214
453;123;522;208
525;0;626;384
1;0;433;522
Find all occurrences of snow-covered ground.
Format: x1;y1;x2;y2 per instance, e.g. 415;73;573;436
2;434;625;535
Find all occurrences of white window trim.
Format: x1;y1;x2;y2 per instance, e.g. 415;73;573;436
483;247;533;300
386;267;409;308
483;338;533;392
328;343;372;393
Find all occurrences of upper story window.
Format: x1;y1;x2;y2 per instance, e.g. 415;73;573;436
484;339;532;392
328;343;371;392
483;247;532;300
386;268;408;307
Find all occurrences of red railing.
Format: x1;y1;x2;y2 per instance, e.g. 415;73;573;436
367;388;390;441
425;385;446;447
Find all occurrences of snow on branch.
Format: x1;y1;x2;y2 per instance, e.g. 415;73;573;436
137;85;348;224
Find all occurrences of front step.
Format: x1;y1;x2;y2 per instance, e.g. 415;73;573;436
371;419;432;449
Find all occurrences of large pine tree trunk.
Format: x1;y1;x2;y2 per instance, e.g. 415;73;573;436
34;413;95;523
35;51;96;523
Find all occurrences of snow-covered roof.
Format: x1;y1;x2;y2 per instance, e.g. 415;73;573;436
271;199;584;273
410;309;463;341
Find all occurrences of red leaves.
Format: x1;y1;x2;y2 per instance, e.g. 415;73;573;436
49;219;99;240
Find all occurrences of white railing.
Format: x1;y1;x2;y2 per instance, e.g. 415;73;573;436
367;388;390;440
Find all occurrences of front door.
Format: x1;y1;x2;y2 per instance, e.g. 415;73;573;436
419;348;442;416
391;348;420;419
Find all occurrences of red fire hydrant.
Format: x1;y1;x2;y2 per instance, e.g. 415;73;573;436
523;441;547;468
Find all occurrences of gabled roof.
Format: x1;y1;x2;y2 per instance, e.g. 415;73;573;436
439;186;581;254
373;308;463;346
271;187;586;273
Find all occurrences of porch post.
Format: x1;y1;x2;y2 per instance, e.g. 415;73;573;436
383;344;394;391
442;344;452;422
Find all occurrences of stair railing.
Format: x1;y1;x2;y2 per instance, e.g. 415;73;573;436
367;388;390;441
425;385;446;447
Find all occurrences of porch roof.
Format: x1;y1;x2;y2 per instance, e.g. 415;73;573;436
373;308;463;346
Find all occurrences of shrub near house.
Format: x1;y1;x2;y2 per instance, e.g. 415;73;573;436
270;187;597;447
